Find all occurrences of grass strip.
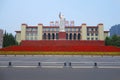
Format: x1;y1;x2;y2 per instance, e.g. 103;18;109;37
0;51;120;56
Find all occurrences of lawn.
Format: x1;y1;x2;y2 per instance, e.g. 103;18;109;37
0;51;120;56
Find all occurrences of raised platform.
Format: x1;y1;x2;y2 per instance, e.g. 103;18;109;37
21;40;105;46
1;40;120;52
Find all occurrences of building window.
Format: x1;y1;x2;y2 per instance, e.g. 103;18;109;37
74;28;76;32
52;28;54;31
69;33;72;40
26;33;29;36
48;28;50;31
52;33;55;39
96;38;98;40
26;32;29;36
87;33;89;36
66;33;68;40
87;28;91;31
31;28;33;31
29;33;31;36
91;28;94;31
26;28;31;31
31;33;33;36
70;28;72;32
91;37;94;40
56;33;59;39
49;28;51;31
78;33;81;40
78;28;80;32
46;28;48;31
74;33;76;40
87;28;89;31
91;33;94;36
43;28;46;32
32;28;37;31
32;33;35;36
56;28;59;32
48;33;51;40
33;32;37;36
43;33;46;40
95;33;98;36
87;38;90;40
95;28;98;31
67;28;69;32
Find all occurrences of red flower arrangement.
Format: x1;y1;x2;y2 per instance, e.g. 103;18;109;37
0;45;120;52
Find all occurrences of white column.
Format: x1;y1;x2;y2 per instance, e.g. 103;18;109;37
38;24;43;40
98;23;104;40
81;23;87;40
21;24;27;40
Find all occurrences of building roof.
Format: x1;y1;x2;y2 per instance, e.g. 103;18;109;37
43;26;59;28
87;26;97;28
43;26;99;28
27;26;37;28
15;31;21;33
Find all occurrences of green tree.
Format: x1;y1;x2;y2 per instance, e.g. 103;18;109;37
3;31;18;47
116;36;120;47
105;37;111;46
105;35;120;47
111;35;118;46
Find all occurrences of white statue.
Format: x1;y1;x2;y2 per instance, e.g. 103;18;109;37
59;12;65;32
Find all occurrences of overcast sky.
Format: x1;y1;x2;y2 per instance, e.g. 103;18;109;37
0;0;120;34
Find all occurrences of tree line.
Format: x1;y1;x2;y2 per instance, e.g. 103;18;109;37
3;31;18;47
105;35;120;47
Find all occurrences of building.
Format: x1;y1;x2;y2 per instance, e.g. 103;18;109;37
110;24;120;37
15;23;109;43
15;14;109;44
0;29;3;48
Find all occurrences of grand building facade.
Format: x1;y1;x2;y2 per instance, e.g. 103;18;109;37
15;14;109;44
15;22;109;44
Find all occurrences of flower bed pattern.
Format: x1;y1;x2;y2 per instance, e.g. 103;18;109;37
0;40;120;52
0;45;120;52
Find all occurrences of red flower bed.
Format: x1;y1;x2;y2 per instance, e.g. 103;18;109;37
0;45;120;52
21;40;105;46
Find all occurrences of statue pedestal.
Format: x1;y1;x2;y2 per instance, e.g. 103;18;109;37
59;32;66;40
